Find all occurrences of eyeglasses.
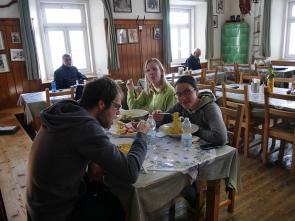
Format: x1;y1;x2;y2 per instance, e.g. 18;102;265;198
112;102;122;111
175;88;195;97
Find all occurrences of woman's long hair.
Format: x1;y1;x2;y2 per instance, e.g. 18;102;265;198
144;58;169;95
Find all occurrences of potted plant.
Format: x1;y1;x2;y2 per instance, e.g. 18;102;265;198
266;68;275;92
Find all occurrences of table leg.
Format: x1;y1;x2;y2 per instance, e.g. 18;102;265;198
206;180;220;221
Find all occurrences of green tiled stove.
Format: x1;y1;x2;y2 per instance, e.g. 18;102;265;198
221;22;249;64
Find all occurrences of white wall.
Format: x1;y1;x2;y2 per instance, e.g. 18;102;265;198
0;0;19;17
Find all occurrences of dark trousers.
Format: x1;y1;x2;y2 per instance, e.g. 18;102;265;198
70;175;125;221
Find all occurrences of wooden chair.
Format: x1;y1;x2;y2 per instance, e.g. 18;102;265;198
222;63;240;84
197;81;216;96
239;72;262;84
220;105;244;149
45;87;75;108
255;63;272;74
262;87;295;175
209;58;223;70
271;60;295;66
201;69;217;84
221;83;264;157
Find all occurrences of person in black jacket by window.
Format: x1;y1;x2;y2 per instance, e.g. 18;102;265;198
54;54;87;89
185;48;202;70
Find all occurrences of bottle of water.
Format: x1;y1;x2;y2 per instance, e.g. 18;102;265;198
181;117;192;149
51;81;56;92
146;115;156;148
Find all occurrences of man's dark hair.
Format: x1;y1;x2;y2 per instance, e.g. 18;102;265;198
79;77;122;109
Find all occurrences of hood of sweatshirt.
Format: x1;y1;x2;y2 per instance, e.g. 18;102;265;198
40;100;95;132
193;91;216;111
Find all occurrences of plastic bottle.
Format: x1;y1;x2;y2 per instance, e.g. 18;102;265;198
146;115;156;148
181;117;192;149
51;81;56;92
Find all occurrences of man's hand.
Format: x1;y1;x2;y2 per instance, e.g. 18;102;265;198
136;120;150;134
87;162;104;182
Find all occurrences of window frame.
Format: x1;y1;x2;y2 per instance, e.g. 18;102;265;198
38;1;92;80
170;6;194;64
284;0;295;59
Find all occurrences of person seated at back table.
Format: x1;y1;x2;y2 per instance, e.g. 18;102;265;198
153;75;227;145
54;54;87;89
185;48;202;70
126;58;176;112
26;77;150;221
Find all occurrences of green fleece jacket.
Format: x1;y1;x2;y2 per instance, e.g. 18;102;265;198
127;83;176;113
161;91;227;145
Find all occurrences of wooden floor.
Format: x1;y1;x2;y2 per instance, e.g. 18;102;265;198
152;152;295;221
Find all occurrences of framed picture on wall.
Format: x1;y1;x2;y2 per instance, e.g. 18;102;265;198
153;27;161;40
0;54;10;73
128;28;139;43
10;49;25;61
11;32;21;44
145;0;160;13
212;15;218;28
0;32;5;50
216;0;224;14
113;0;132;13
116;29;128;44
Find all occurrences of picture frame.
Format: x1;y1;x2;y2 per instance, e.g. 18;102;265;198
11;32;21;44
216;0;224;14
10;49;25;61
113;0;132;13
0;54;10;73
127;28;139;43
116;29;128;44
145;0;160;13
212;15;218;28
153;27;161;40
0;32;5;50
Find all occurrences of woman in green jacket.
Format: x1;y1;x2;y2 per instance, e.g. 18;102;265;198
126;58;176;113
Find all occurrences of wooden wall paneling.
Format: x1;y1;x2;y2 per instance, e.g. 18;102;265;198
107;19;163;83
0;18;42;110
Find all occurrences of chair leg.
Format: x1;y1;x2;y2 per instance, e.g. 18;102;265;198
244;126;249;158
262;125;269;165
278;140;286;163
169;203;175;221
292;143;295;176
227;189;235;212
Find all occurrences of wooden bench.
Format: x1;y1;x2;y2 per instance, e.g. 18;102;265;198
0;107;31;221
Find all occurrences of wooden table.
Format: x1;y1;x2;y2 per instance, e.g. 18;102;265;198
107;136;241;221
216;84;295;112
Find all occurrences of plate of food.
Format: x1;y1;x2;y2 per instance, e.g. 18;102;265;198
112;138;133;155
109;121;137;137
119;109;149;122
159;122;199;138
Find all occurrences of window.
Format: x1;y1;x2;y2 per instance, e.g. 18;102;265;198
285;1;295;59
39;2;92;80
170;7;193;63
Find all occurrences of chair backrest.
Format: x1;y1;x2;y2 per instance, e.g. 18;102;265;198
239;72;262;84
201;69;217;84
45;87;75;108
197;81;216;96
222;63;240;84
271;60;295;66
255;63;272;73
209;58;223;70
220;104;244;149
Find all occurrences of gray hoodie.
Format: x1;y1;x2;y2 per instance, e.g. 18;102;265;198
26;100;147;221
162;91;227;145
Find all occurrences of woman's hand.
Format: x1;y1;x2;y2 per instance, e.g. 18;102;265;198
87;162;104;182
126;79;135;92
152;110;164;122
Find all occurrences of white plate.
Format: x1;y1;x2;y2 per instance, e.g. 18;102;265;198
159;123;199;138
109;123;137;137
119;109;149;122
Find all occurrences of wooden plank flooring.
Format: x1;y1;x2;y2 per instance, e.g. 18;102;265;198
152;153;295;221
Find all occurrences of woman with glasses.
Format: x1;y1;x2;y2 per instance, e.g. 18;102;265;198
153;75;227;145
126;58;176;113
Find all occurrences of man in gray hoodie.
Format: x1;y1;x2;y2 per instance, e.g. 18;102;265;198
26;77;149;221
